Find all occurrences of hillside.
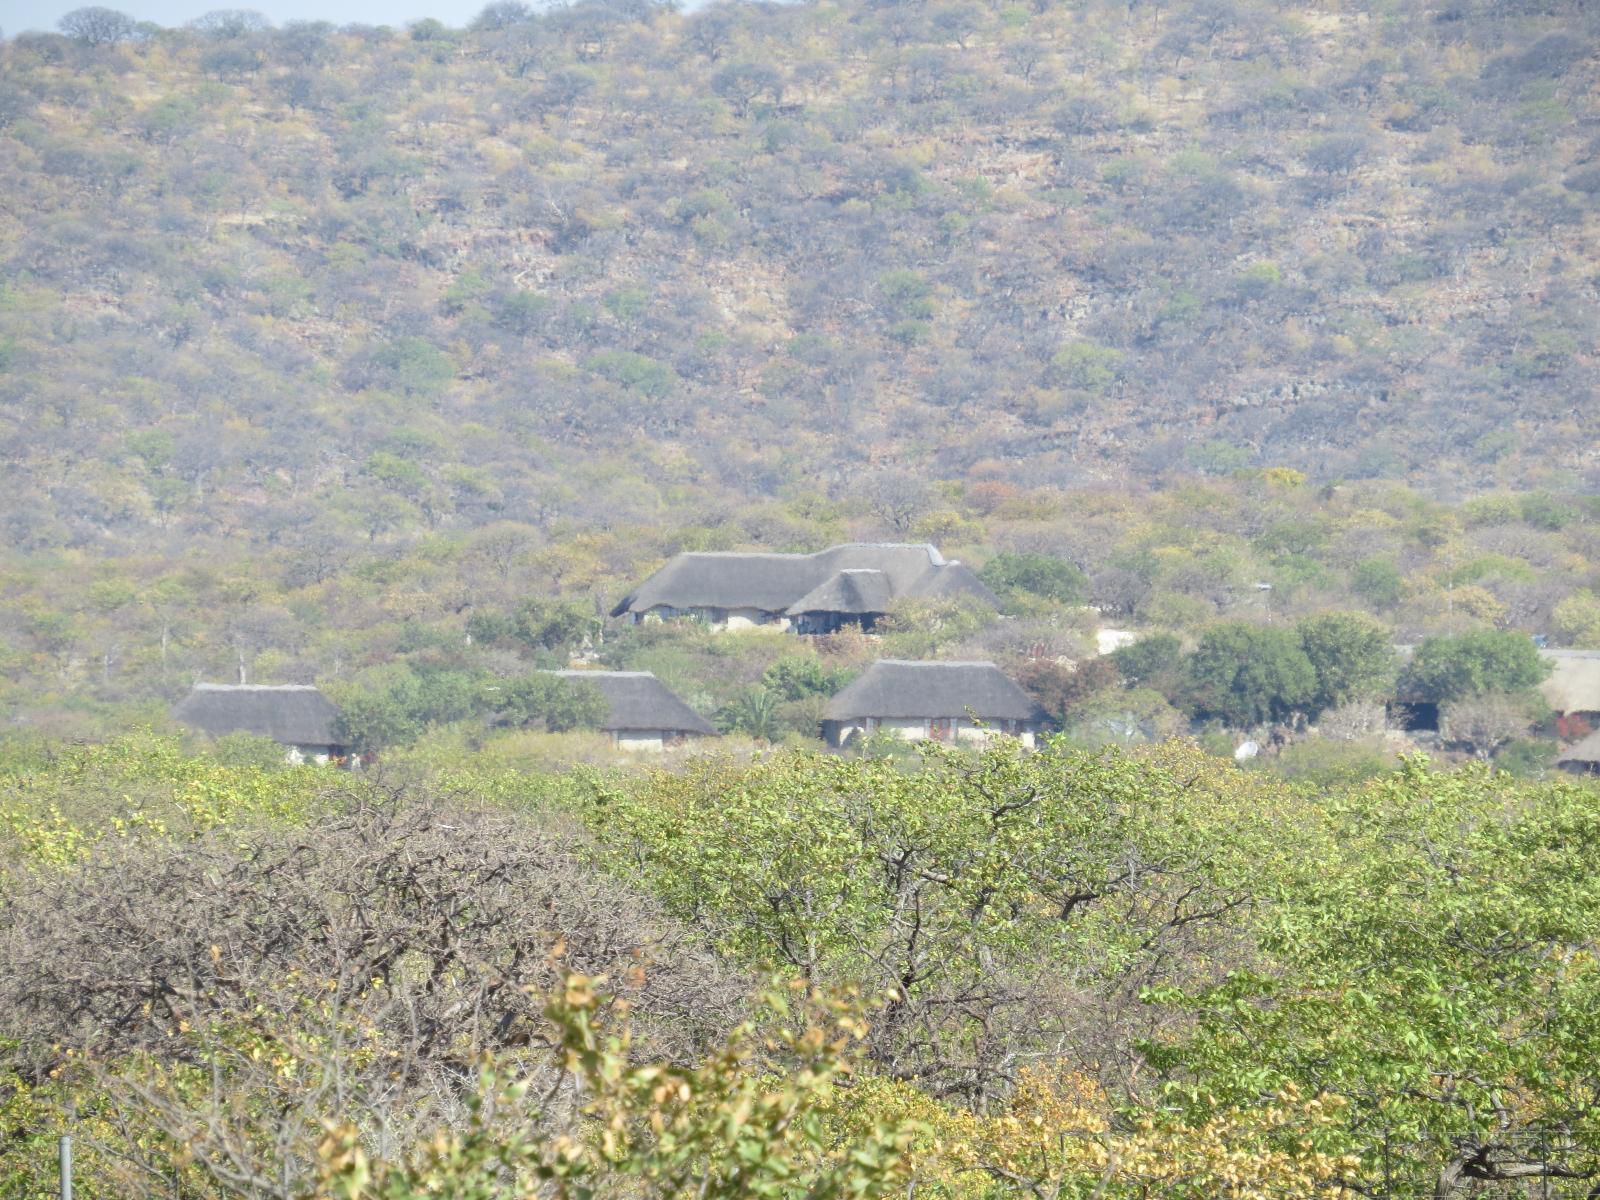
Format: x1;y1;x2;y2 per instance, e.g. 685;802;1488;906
1;0;1599;728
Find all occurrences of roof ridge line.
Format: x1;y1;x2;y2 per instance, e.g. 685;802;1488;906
191;683;321;690
548;669;655;677
875;658;1000;666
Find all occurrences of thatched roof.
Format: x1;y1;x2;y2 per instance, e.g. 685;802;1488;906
611;543;998;617
823;660;1048;723
173;684;342;746
1540;650;1600;714
549;671;717;736
787;569;895;617
1557;728;1600;765
905;563;996;602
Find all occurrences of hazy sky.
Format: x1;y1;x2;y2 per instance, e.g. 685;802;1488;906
1;0;487;34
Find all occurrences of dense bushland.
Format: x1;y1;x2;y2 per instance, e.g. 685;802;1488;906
2;735;1598;1196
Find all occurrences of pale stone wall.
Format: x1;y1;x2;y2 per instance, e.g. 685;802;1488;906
824;719;877;747
724;607;789;631
615;730;668;752
884;718;931;741
1096;628;1139;655
953;721;1038;749
638;605;789;631
825;718;937;746
825;718;1037;749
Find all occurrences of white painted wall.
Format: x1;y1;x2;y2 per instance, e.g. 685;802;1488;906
1096;629;1139;655
615;730;668;752
825;718;1038;749
883;717;930;741
825;719;882;747
724;607;790;631
952;720;1038;749
639;605;790;631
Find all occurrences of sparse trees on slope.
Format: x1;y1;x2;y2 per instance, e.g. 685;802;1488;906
57;5;135;44
710;61;782;117
188;8;272;38
470;0;532;31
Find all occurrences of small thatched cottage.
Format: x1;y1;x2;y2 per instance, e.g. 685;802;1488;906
611;543;997;634
172;683;346;764
549;670;717;751
1540;649;1600;739
821;660;1049;748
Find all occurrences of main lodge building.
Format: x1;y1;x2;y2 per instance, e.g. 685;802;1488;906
610;543;998;634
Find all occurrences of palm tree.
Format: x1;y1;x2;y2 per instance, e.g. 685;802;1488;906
719;688;783;743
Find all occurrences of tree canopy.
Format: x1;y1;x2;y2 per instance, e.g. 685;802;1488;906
1186;623;1318;727
8;735;1600;1198
1401;630;1552;703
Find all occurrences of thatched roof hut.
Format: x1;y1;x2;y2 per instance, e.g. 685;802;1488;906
1557;728;1600;773
548;671;716;737
172;684;342;749
1541;650;1600;715
786;569;896;618
823;660;1047;723
611;543;997;622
